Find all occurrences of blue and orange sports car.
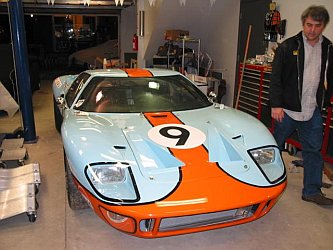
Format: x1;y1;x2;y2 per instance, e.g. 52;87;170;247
52;68;286;238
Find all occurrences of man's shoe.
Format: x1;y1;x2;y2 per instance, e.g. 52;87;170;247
302;193;333;205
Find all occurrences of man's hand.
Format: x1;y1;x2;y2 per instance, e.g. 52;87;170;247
271;107;284;123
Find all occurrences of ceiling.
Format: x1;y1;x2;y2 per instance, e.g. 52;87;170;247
0;0;136;14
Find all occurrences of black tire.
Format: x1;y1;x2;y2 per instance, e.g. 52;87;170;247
27;213;37;223
53;97;63;133
64;151;90;210
287;144;298;156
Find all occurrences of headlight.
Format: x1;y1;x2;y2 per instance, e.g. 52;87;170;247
85;162;138;201
89;164;126;184
249;146;285;184
250;148;275;165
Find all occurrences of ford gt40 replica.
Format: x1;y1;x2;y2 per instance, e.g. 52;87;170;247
53;68;286;238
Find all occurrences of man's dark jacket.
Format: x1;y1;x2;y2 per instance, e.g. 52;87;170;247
269;31;333;112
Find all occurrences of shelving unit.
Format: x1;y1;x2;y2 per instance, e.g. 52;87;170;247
180;38;201;74
154;38;201;72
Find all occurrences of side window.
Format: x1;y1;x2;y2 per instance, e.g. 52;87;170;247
65;73;90;108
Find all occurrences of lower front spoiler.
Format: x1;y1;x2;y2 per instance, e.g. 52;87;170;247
74;178;286;238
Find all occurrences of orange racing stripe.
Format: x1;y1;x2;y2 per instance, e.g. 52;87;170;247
143;112;285;207
123;68;153;77
144;112;228;202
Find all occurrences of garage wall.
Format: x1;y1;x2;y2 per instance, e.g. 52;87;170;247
123;0;333;107
132;0;240;106
277;0;333;41
120;5;137;63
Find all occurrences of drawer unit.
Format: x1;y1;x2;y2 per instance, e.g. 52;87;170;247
237;63;272;129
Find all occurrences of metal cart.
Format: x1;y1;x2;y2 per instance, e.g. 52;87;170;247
0;162;41;222
0;137;41;222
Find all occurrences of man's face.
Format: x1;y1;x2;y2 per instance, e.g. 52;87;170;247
303;16;325;43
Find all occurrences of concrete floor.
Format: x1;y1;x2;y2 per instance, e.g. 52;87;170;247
0;79;333;250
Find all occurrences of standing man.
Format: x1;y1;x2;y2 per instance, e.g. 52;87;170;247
269;5;333;205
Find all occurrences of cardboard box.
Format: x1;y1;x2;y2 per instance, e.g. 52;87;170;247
185;73;220;94
184;72;207;83
195;76;220;94
184;72;196;81
164;30;189;40
194;75;208;84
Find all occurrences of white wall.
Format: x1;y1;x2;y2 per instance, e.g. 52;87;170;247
134;0;240;106
193;0;240;106
277;0;333;42
120;5;137;63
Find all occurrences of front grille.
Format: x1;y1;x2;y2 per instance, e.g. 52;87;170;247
159;205;257;232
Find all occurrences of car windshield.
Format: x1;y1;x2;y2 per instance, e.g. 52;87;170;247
73;75;212;113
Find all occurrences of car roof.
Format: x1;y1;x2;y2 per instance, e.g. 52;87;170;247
85;68;183;78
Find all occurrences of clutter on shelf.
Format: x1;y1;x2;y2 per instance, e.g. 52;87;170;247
153;29;227;103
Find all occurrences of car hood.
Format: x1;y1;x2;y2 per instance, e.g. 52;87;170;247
62;106;285;203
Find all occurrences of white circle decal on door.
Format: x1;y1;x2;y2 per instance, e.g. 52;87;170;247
148;124;206;149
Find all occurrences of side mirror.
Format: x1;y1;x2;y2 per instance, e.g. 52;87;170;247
208;91;217;103
56;94;65;105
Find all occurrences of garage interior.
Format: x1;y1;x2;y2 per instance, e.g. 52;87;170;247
0;0;333;249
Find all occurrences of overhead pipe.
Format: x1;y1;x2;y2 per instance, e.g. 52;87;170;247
8;0;37;143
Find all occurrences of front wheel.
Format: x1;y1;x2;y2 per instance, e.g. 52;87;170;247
53;97;63;133
64;151;90;210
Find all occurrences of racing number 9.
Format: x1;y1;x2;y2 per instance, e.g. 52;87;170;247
148;124;206;149
159;126;190;146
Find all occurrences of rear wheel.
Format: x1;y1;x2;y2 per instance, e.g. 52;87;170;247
53;97;63;133
64;152;90;210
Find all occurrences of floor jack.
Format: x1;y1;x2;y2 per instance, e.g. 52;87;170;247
0;137;41;222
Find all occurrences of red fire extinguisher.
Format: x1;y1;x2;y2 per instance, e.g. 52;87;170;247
132;33;138;51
